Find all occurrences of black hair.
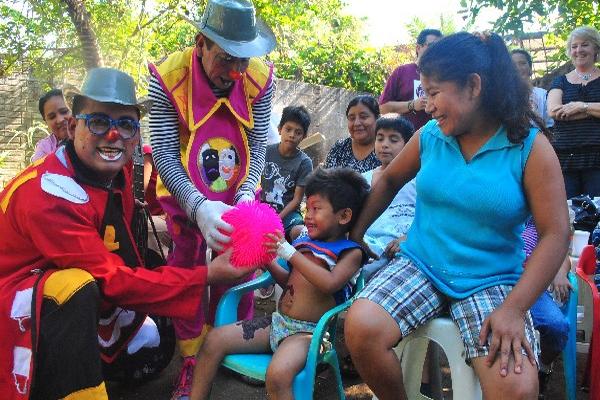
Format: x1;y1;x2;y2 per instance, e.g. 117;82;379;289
417;29;443;45
419;32;548;143
38;89;64;120
346;95;380;119
278;105;311;136
511;49;533;68
375;115;415;144
305;168;370;230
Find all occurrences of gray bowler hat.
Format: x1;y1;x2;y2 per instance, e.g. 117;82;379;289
66;67;151;115
191;0;276;58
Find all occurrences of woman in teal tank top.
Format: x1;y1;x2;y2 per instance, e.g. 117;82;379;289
345;32;570;399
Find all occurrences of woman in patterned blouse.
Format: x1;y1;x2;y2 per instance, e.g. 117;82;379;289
324;95;382;173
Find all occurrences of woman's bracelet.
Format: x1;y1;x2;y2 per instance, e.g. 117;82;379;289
407;100;416;114
584;102;589;115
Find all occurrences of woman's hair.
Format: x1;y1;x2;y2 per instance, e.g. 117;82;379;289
511;49;533;68
375;115;415;144
419;32;548;143
566;26;600;61
38;89;64;120
345;95;380;119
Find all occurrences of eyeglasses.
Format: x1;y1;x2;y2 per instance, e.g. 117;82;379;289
76;113;140;139
215;53;250;68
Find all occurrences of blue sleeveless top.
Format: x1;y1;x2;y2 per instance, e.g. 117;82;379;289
292;231;365;305
401;120;538;299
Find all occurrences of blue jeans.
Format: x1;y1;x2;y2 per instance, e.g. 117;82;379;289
563;169;600;198
530;291;569;357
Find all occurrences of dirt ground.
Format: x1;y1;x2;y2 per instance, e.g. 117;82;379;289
107;296;590;400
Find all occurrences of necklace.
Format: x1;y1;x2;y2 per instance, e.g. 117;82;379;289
575;67;597;82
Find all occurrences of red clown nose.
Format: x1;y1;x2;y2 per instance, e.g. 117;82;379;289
228;70;242;81
105;128;119;142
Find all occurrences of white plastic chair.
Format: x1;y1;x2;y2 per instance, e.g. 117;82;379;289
374;317;482;400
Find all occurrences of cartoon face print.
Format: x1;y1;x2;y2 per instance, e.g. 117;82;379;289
219;146;239;180
197;138;241;193
201;143;220;182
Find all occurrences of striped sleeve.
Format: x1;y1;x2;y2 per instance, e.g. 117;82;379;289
148;75;206;224
234;77;274;203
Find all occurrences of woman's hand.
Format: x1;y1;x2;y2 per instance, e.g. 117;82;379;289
551;272;572;303
479;303;536;377
552;101;587;120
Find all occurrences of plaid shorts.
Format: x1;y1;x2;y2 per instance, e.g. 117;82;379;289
358;256;539;361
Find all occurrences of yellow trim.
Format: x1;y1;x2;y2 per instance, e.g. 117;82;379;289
234;123;250;191
43;269;95;306
62;382;107;400
0;170;38;213
223;98;253;129
183;99;226;171
102;225;120;252
178;325;212;357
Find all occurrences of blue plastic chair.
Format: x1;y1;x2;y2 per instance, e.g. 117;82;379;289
214;266;365;399
561;271;578;400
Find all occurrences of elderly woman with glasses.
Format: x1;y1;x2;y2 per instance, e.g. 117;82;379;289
548;26;600;197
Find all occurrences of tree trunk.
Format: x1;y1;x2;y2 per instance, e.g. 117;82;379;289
62;0;103;70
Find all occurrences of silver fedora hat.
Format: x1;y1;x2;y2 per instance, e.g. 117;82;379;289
66;68;151;115
191;0;276;58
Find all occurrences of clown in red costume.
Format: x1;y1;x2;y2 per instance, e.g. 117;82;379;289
0;68;253;400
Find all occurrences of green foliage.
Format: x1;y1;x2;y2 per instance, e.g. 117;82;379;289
461;0;600;65
405;14;458;40
0;0;400;94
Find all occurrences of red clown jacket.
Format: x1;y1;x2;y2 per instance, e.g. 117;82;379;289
0;144;208;399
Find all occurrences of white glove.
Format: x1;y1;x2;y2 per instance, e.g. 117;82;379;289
196;200;233;251
235;192;255;204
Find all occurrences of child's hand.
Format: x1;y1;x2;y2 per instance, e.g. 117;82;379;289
551;272;572;303
384;235;406;259
264;231;297;261
264;231;285;255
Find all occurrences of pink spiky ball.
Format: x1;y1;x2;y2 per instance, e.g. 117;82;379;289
222;201;284;268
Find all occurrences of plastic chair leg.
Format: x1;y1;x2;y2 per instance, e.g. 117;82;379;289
328;352;346;400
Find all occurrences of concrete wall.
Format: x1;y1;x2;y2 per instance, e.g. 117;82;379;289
272;79;361;166
0;74;361;188
0;70;47;186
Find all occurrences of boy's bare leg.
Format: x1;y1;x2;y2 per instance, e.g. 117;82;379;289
472;355;538;400
345;299;406;400
190;316;272;400
265;333;312;400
